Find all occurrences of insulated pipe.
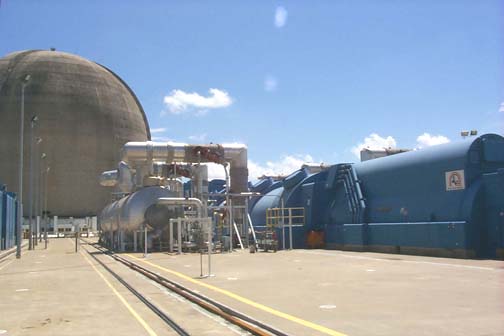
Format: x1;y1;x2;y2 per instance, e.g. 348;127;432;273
342;168;358;223
350;166;367;222
343;166;360;223
120;141;248;194
99;170;118;187
156;197;204;218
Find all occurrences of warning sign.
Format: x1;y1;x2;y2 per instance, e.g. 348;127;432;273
445;170;465;191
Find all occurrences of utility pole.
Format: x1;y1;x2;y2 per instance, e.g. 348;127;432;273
16;74;31;259
27;116;38;250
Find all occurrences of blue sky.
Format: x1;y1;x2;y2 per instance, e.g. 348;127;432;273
1;1;503;179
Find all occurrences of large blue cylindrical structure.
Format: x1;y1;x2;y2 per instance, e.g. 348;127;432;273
249;134;504;259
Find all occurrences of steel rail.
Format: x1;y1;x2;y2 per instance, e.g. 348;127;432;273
82;244;191;336
85;240;289;336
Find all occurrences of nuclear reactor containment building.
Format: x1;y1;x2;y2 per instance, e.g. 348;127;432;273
0;50;150;217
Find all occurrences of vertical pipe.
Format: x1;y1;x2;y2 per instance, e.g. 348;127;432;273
144;224;148;258
208;218;212;276
34;145;38;246
16;83;26;259
200;252;203;277
28;120;35;250
43;196;48;249
244;197;249;247
229;198;234;252
169;220;173;253
38;156;44;243
75;223;79;253
223;164;232;252
281;199;285;250
42;168;48;246
133;230;137;252
36;216;40;245
119;228;125;252
288;208;293;250
37;155;42;245
177;219;182;254
53;215;58;237
350;166;366;223
33;148;40;246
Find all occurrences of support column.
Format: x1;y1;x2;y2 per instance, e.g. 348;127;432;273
169;220;174;253
177;219;182;254
119;229;125;252
53;216;58;237
36;216;40;244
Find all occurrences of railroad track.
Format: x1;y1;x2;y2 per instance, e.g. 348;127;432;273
81;240;289;336
0;243;28;261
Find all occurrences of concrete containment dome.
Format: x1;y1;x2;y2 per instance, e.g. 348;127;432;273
0;50;150;217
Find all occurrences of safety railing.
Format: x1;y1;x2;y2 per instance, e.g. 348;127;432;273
265;207;305;250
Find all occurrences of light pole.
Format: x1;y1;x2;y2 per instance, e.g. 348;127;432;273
16;74;31;259
43;166;50;249
27;116;38;250
37;152;46;244
33;139;42;246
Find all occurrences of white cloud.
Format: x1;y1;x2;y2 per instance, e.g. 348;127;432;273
205;163;228;180
205;154;314;181
188;133;207;142
264;75;278;92
351;133;397;158
499;102;504;113
163;88;233;115
150;127;166;134
274;6;288;28
416;133;450;148
249;154;313;180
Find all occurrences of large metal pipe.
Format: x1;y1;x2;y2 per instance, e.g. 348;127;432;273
99;170;118;187
120;141;248;194
156;197;203;218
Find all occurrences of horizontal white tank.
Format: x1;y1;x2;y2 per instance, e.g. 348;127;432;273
99;186;177;233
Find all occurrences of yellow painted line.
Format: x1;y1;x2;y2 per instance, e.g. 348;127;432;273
80;251;158;336
127;254;347;336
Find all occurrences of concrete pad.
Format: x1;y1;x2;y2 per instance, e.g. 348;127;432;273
80;242;250;336
123;248;504;336
0;239;176;336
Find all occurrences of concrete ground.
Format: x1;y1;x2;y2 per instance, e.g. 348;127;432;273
1;239;503;336
0;239;247;336
122;247;504;336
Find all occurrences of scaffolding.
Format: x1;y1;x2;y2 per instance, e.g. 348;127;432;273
265;207;305;250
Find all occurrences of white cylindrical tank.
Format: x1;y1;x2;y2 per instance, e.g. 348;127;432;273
99;186;177;233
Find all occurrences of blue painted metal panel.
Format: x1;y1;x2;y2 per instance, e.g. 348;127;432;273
208;179;226;193
341;224;365;246
483;138;504;162
366;222;467;249
248;134;504;258
283;169;307;189
276;226;306;249
5;192;17;249
250;178;273;193
0;187;17;250
481;169;504;257
250;187;283;227
351;134;503;224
